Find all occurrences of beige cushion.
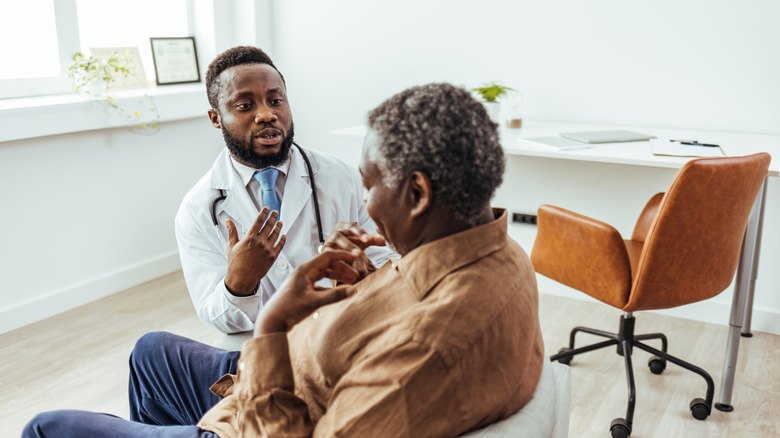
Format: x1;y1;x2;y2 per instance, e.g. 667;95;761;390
460;358;570;438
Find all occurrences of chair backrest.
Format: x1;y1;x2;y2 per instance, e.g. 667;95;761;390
624;153;771;312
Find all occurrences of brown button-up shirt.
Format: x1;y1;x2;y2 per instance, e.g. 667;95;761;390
198;209;544;437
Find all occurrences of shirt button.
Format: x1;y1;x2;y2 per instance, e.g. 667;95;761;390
276;259;288;270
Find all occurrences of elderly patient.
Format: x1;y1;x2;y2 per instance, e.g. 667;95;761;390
23;83;544;438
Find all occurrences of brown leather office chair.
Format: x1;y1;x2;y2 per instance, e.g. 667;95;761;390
530;153;771;438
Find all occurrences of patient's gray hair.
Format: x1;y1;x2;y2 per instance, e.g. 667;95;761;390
367;83;505;225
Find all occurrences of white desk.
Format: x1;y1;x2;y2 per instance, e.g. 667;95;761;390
331;120;780;411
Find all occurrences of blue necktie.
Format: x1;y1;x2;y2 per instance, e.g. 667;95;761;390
253;168;281;214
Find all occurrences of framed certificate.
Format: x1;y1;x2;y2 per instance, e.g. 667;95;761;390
150;37;201;85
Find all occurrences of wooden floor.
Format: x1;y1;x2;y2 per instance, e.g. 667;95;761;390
1;271;778;437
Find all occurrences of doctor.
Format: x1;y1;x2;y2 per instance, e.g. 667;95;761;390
175;46;394;334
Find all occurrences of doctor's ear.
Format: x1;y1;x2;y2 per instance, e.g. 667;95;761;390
208;109;221;129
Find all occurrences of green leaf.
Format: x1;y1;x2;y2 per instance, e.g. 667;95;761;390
471;81;516;103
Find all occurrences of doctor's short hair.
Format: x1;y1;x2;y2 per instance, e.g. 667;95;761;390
367;83;505;226
205;46;285;109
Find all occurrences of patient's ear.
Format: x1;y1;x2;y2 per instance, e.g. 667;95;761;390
208;109;221;128
407;171;432;218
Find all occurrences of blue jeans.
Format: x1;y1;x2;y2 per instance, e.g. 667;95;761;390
23;332;240;437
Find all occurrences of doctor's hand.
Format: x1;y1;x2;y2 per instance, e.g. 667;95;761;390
224;207;286;296
255;250;359;335
320;222;386;281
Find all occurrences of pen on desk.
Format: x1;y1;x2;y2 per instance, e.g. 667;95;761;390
669;139;719;148
680;141;719;148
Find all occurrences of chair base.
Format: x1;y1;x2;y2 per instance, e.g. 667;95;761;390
549;314;714;437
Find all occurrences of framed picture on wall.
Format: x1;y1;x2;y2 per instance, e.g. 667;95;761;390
150;37;201;85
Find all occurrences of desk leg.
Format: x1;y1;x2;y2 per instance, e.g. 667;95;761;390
741;177;768;337
715;178;766;412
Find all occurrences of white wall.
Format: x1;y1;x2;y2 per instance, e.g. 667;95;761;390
271;0;780;334
274;0;780;146
0;117;224;333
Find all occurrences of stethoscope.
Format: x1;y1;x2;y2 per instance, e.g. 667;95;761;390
210;142;325;246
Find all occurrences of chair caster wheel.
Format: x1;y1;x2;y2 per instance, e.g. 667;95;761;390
648;356;666;374
690;398;711;420
556;347;573;365
610;418;631;438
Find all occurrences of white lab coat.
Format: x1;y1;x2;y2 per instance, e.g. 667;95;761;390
175;146;395;334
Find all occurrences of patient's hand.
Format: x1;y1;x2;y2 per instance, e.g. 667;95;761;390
320;222;385;281
255;250;359;335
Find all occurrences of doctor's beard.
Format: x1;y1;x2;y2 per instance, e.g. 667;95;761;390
222;122;295;169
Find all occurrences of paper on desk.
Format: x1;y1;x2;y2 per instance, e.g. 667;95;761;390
650;139;726;158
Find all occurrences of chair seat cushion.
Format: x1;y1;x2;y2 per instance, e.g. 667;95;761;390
460;358;570;438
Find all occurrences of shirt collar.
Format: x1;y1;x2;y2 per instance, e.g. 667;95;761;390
391;208;509;301
229;148;293;188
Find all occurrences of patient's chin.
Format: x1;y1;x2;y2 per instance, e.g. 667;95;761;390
384;238;408;257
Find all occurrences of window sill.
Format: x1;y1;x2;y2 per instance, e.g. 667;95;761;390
0;83;208;143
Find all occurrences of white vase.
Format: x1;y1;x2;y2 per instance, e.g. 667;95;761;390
84;80;108;98
483;101;502;124
73;73;108;98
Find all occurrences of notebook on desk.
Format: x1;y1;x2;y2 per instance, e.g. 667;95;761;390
560;130;657;144
517;136;593;151
649;139;726;158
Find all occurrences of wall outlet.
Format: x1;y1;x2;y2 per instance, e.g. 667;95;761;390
512;212;537;225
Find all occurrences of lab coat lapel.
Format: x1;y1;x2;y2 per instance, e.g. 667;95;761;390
211;150;258;237
220;187;258;237
280;148;312;236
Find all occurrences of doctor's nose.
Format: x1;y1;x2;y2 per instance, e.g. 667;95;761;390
254;108;278;124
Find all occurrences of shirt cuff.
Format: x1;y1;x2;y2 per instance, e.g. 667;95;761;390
222;279;260;297
221;281;262;319
235;332;294;395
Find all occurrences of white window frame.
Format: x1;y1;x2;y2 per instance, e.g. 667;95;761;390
0;0;274;143
0;0;81;99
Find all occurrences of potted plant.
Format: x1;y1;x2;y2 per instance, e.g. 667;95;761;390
471;81;516;124
68;51;131;97
68;51;160;134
